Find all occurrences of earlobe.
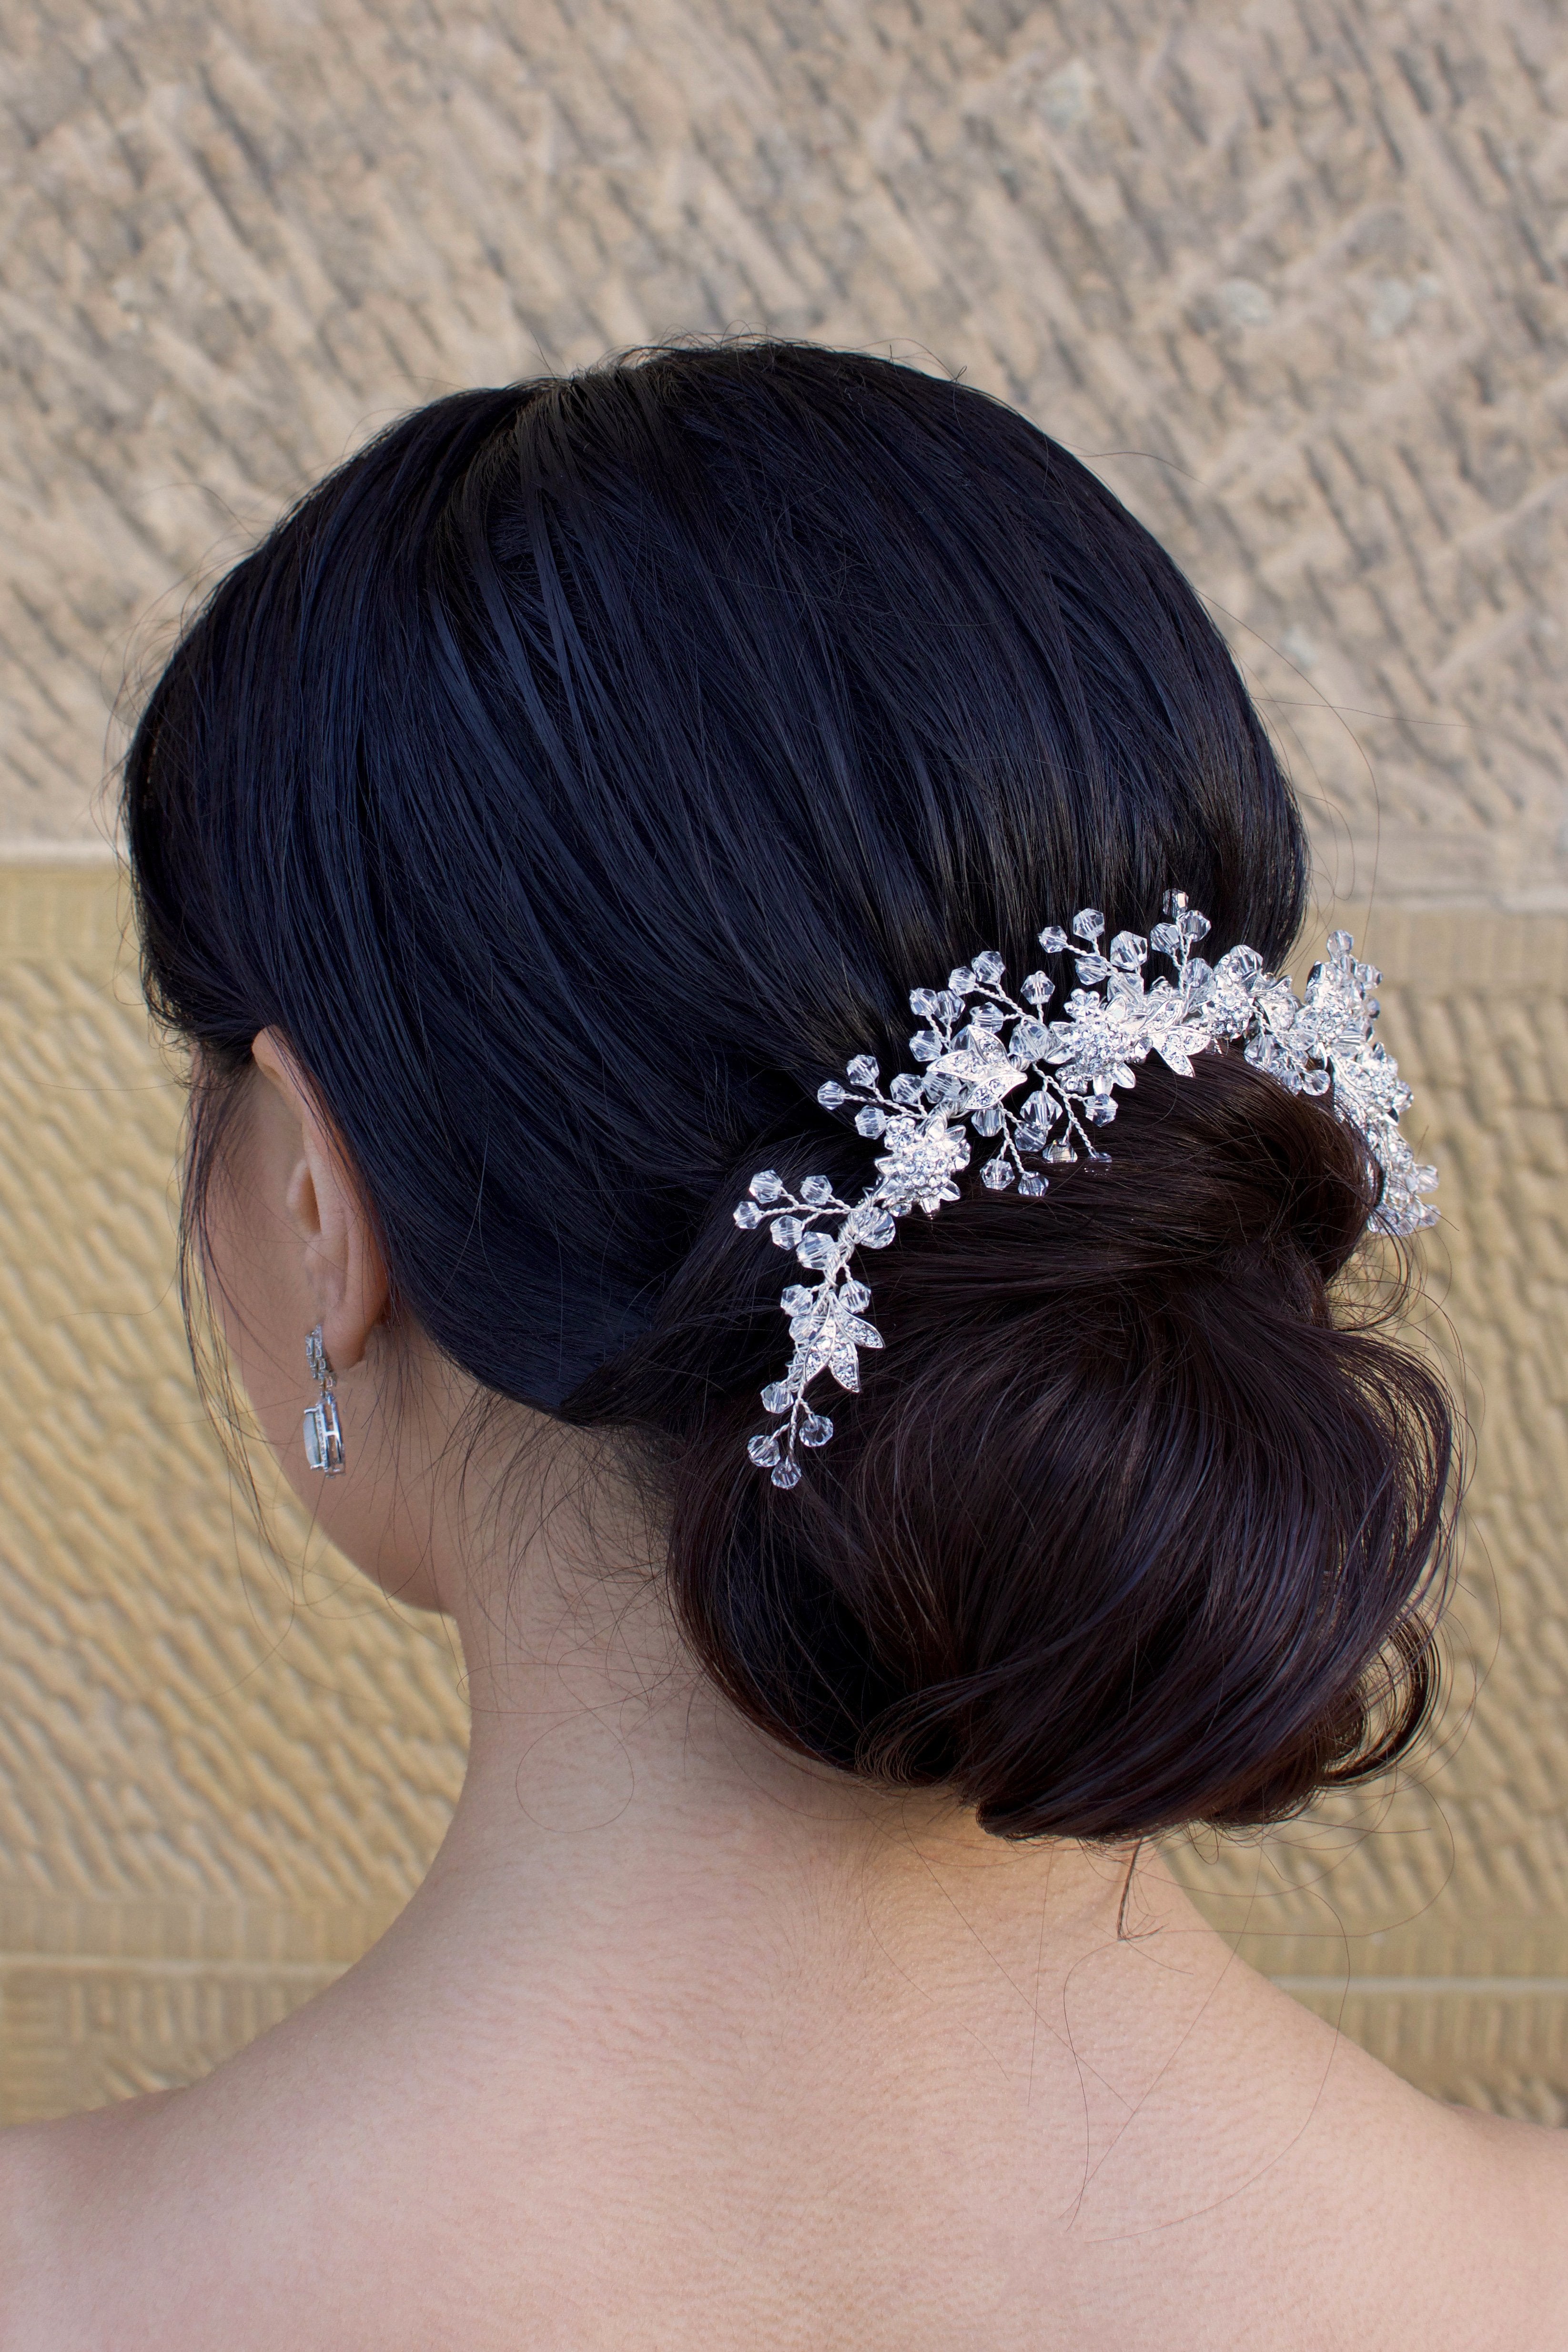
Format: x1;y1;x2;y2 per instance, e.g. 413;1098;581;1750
251;1029;390;1372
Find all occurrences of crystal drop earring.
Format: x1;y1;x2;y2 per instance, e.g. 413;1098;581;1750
303;1323;345;1475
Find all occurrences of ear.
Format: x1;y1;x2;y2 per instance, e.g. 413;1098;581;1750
251;1030;390;1371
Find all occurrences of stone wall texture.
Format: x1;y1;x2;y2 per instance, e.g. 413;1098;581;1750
1;0;1566;2121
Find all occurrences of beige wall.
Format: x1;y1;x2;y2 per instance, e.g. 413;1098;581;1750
1;0;1566;2121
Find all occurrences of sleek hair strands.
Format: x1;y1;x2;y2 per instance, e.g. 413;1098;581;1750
125;341;1456;1840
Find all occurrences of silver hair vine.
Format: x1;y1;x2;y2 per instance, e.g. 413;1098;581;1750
734;892;1438;1491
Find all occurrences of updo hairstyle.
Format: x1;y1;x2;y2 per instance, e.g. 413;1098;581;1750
124;342;1455;1839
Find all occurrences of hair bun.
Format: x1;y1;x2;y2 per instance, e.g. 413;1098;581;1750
593;1050;1454;1839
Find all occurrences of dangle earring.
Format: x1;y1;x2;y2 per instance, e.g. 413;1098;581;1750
303;1324;345;1476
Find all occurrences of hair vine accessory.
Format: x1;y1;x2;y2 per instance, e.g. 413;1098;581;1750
735;893;1437;1490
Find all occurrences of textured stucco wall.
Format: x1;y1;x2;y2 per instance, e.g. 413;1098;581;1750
2;0;1566;2121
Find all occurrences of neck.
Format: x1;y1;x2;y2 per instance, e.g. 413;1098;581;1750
390;1463;1206;2119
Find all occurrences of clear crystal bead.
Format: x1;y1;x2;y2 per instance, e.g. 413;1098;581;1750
1301;1067;1332;1095
749;1170;784;1203
1109;931;1147;969
855;1106;887;1137
748;1433;781;1467
1018;1172;1049;1196
1046;1141;1077;1163
780;1286;814;1314
846;1055;880;1086
1038;926;1070;954
910;987;942;1017
1074;953;1111;984
1012;1017;1049;1058
968;1003;1005;1032
760;1383;793;1415
1022;971;1054;1006
800;1175;834;1205
948;965;975;995
771;1215;803;1247
981;1156;1014;1188
796;1230;838;1269
1179;909;1211;942
770;1457;802;1490
1084;1096;1117;1124
1162;889;1188;916
1016;1122;1054;1153
971;1106;1003;1136
840;1280;871;1311
1072;908;1105;941
935;991;963;1022
847;1206;896;1248
890;1073;926;1106
972;950;1005;984
817;1080;847;1109
733;1201;762;1229
799;1412;833;1447
910;1029;943;1061
1150;921;1182;956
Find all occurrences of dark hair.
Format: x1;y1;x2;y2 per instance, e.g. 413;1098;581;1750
124;341;1455;1838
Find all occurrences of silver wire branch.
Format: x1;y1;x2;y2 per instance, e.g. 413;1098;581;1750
734;893;1437;1490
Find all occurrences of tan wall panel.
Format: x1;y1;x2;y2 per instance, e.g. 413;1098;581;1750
0;863;1563;2123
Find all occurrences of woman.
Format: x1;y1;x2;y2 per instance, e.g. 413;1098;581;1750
2;342;1561;2347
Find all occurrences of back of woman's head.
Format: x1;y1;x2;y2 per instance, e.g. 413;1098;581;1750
124;339;1455;1839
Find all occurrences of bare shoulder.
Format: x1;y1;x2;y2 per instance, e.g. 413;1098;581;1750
1245;1973;1568;2347
0;2093;182;2351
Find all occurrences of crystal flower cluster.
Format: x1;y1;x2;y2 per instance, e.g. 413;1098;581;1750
735;893;1438;1489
